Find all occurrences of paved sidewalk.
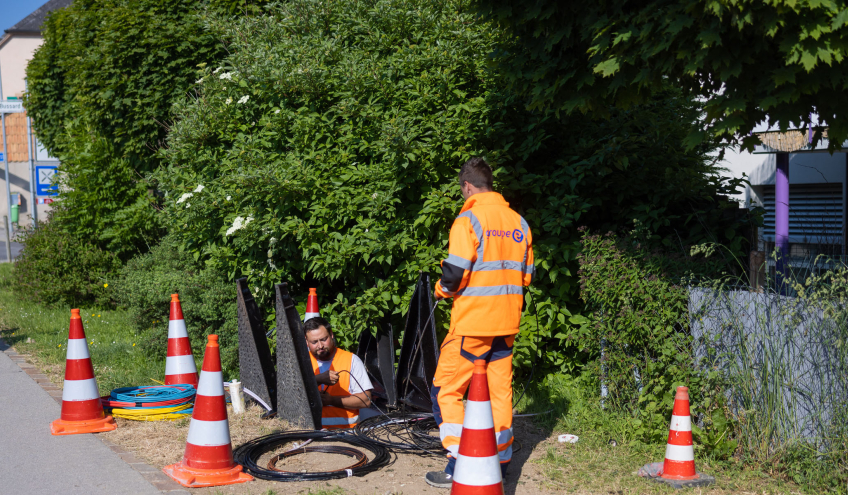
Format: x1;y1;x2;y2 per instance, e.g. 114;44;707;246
0;343;162;494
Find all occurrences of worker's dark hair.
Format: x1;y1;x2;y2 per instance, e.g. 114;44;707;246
304;316;331;334
458;157;493;190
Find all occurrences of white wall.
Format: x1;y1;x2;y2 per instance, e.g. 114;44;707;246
0;35;43;99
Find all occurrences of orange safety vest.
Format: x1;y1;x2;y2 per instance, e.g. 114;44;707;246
310;348;359;429
435;192;534;336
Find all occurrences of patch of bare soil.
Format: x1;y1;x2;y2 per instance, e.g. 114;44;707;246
104;404;557;495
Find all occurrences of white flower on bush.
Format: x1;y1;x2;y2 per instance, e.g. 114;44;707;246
185;203;190;208
269;237;278;245
177;192;193;204
225;216;253;236
193;184;205;193
274;109;281;114
238;95;249;104
226;195;231;201
213;67;223;74
219;72;233;80
267;259;277;270
195;77;204;84
225;97;232;105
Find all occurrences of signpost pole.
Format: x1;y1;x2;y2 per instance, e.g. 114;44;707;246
25;79;36;226
1;113;10;263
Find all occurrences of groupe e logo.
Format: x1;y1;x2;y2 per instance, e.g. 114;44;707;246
485;228;524;243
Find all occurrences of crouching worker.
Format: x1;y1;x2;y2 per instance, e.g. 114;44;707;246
304;317;373;429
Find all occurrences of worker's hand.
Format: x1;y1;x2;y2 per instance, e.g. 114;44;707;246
319;391;336;408
315;369;340;386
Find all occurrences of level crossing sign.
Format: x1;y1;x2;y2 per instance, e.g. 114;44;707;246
36;165;58;196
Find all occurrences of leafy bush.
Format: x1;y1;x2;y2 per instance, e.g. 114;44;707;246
158;0;750;374
13;211;121;308
577;229;737;457
115;235;238;378
51;123;164;260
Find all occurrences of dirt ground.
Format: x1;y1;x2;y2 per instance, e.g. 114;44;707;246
102;404;559;495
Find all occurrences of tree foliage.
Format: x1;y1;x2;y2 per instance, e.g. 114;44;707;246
159;0;748;373
475;0;848;150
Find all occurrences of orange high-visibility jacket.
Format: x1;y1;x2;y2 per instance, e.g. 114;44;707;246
310;349;359;429
435;192;534;336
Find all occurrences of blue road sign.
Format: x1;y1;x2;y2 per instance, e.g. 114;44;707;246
36;165;58;196
0;152;4;162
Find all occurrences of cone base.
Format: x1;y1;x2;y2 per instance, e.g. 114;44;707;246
451;481;505;495
652;472;715;488
162;461;253;488
51;415;117;436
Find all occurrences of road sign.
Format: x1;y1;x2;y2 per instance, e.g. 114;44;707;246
35;137;59;162
36;165;58;196
37;198;55;205
0;101;24;113
0;152;3;162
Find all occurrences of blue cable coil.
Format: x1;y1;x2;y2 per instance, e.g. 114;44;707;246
102;384;197;421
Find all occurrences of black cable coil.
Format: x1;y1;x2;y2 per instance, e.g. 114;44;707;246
233;430;391;481
354;412;445;454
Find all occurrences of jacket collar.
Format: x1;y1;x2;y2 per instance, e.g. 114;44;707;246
459;191;508;214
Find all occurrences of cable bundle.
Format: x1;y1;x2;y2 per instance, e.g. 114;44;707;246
233;430;391;481
101;384;196;421
354;411;445;454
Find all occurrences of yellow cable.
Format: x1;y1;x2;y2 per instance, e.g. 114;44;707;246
108;403;192;422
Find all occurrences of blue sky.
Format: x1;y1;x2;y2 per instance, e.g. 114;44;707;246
1;0;49;32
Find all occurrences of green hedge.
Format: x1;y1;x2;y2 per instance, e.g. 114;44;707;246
115;235;238;378
157;0;749;375
13;211;120;308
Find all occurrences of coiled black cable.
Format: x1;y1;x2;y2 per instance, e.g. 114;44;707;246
354;411;445;454
233;430;391;481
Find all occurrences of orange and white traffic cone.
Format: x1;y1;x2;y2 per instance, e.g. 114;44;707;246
653;386;715;488
304;287;320;321
165;294;198;387
163;335;252;488
50;309;117;435
451;359;504;495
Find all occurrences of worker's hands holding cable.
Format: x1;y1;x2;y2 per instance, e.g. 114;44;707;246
315;369;340;386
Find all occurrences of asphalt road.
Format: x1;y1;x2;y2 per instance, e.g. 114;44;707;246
0;228;23;261
0;346;160;494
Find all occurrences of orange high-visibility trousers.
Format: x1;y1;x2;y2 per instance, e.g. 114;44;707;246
431;332;514;464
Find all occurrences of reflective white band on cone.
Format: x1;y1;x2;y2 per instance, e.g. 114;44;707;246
66;339;90;360
452;453;502;486
186;418;232;447
669;415;692;431
62;378;100;401
165;354;197;375
462;400;495;430
168;319;189;338
196;371;225;396
304;312;320;321
665;443;695;462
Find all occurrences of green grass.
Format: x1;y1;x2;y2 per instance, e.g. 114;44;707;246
0;263;177;392
515;373;807;494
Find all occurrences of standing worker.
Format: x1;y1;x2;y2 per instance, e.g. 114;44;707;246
425;157;534;488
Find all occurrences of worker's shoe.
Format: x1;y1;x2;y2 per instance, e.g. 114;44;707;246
425;470;453;488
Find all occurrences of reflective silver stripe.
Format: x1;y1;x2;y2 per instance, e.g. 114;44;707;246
520;216;531;279
499;444;513;462
474;260;529;272
445;254;473;271
520;217;530;242
496;428;513;446
457;285;524;297
322;415;359;426
440;422;464;441
458;211;485;269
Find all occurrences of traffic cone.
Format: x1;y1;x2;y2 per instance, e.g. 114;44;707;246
163;335;253;488
661;386;697;479
165;294;198;387
652;386;714;487
451;359;504;495
304;287;320;321
50;309;117;435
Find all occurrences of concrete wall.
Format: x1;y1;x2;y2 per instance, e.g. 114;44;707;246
0;35;42;99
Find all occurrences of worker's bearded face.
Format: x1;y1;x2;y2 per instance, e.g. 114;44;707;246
305;326;335;360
